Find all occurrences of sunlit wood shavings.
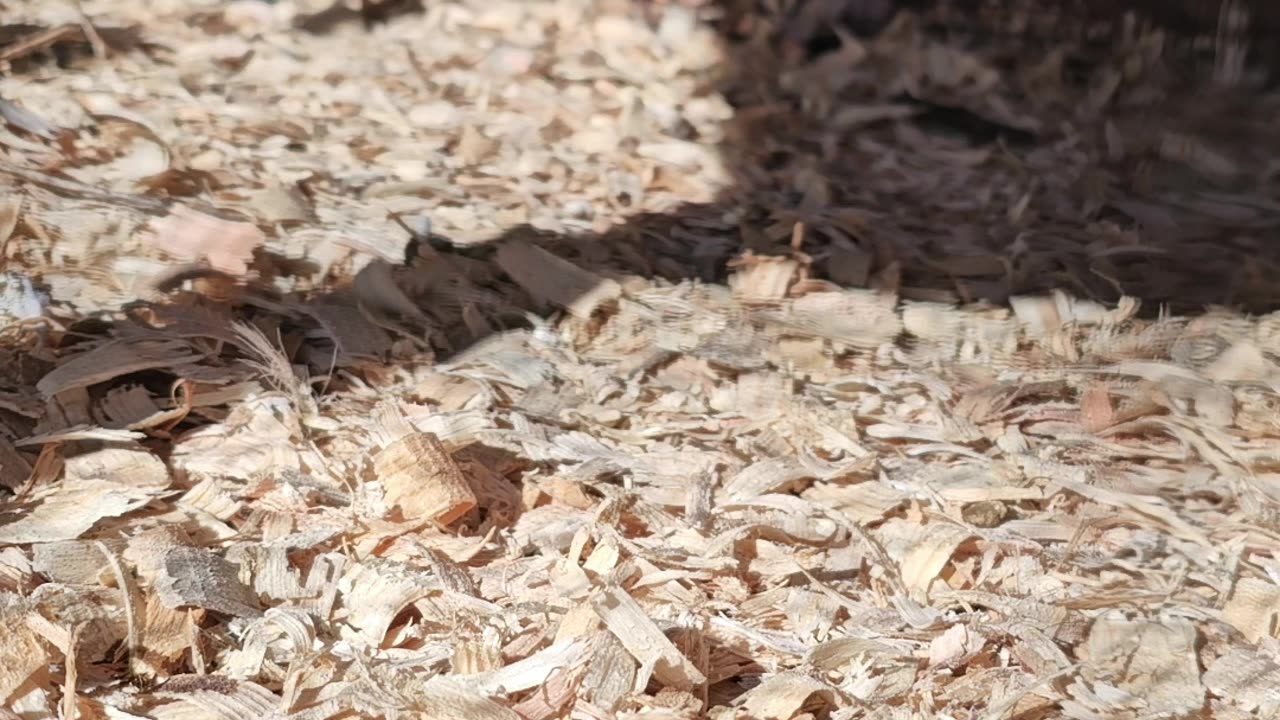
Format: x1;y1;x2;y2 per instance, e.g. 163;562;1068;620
0;270;47;325
719;457;813;501
727;250;808;303
759;289;904;350
0;479;164;544
895;521;975;599
1203;647;1280;717
13;424;146;448
221;607;318;681
508;656;583;720
337;559;438;647
135;594;203;679
356;673;521;720
1221;577;1280;644
30;540;112;584
24;582;127;673
170;393;304;481
460;638;590;698
370;401;477;526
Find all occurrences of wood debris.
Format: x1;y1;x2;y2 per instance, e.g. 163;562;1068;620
1;0;1280;717
370;402;478;526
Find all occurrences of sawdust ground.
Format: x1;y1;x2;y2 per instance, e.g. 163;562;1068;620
2;1;1280;719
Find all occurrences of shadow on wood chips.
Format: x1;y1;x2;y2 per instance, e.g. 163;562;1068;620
0;1;1275;406
369;0;1280;360
0;0;1275;442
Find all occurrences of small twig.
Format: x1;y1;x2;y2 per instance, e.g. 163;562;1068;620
72;0;108;59
0;24;82;64
94;541;142;677
0;160;171;214
0;160;232;219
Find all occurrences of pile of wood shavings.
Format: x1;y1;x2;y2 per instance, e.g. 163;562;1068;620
10;251;1280;718
3;0;1280;719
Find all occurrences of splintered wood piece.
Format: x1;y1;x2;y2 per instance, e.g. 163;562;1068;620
578;632;636;713
373;432;477;526
0;610;49;703
727;250;807;303
590;586;706;692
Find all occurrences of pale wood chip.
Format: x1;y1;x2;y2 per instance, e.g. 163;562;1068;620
0;480;162;544
1203;648;1280;716
373;431;477;526
1222;577;1280;644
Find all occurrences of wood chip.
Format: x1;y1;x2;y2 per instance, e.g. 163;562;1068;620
373;431;477;526
591;586;706;691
